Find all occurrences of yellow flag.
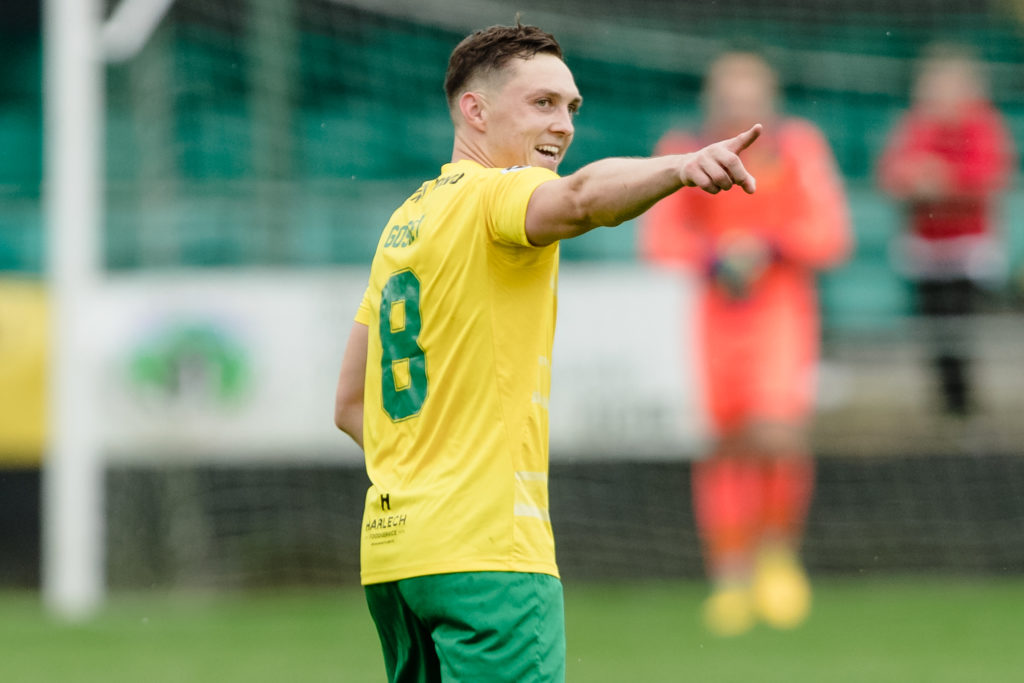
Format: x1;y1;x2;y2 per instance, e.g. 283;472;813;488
0;278;47;465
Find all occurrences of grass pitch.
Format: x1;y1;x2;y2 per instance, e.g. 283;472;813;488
4;577;1023;682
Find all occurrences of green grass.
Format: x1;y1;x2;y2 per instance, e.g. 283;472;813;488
4;577;1023;682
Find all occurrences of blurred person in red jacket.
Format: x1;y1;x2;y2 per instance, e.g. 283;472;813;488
640;51;852;636
879;43;1016;418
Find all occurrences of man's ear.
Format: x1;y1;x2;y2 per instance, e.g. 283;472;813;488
458;91;487;133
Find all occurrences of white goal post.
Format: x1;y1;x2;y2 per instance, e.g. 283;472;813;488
43;0;177;622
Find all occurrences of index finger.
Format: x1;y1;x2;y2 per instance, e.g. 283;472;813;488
727;123;763;155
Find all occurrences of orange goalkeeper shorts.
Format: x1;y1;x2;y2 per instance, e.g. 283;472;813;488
699;281;818;433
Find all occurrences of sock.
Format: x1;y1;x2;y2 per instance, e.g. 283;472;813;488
760;454;815;548
692;455;764;581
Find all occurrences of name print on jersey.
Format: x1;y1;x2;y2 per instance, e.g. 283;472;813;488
383;215;424;249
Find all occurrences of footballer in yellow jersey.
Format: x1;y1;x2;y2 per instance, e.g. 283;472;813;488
333;21;760;683
355;159;561;585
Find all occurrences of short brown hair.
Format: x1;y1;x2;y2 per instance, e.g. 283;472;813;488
705;51;778;94
444;22;563;108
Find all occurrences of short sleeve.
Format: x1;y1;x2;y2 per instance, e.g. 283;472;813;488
483;166;560;247
354;286;373;325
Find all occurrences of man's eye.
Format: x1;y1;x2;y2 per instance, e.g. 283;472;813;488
536;98;551;107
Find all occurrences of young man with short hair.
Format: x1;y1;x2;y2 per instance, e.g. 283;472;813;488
335;23;760;682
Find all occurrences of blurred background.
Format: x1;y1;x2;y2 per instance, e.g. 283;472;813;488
2;0;1024;679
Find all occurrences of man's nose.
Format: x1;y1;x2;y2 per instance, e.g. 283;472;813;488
551;107;574;135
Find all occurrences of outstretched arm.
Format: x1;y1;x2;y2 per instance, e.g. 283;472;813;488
525;124;761;246
334;321;368;450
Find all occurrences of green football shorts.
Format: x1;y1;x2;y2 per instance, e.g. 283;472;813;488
364;571;566;683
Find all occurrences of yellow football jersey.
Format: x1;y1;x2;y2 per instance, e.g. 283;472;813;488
355;160;562;585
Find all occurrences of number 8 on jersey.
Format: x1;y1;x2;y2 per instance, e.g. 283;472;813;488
379;269;428;421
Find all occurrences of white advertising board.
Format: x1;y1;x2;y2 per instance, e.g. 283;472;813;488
548;265;706;458
96;266;705;463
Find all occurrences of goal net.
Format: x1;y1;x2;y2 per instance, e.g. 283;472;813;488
40;0;1024;601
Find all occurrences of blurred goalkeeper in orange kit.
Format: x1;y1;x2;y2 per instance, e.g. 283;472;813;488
641;52;852;636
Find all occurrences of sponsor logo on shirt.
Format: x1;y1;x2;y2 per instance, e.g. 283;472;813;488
410;171;465;203
365;493;408;545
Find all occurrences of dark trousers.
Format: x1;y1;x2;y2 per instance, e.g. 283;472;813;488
915;279;982;416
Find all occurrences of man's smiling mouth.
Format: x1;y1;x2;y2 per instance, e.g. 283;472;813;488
535;145;560;159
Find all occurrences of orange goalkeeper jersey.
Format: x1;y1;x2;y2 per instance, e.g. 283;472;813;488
640;119;852;429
